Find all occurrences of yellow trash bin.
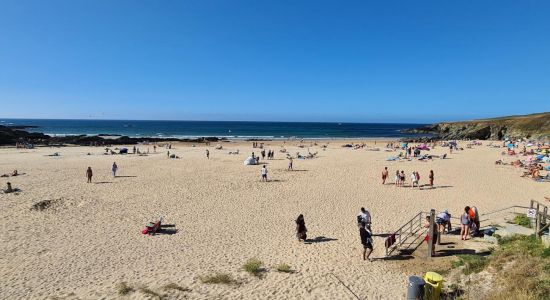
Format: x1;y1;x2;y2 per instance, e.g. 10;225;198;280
423;272;443;300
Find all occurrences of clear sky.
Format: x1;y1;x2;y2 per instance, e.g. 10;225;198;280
1;1;549;123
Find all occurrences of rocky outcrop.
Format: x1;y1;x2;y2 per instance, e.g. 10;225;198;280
0;125;223;146
404;112;550;140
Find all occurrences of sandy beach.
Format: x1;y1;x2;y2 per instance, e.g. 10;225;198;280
1;140;548;299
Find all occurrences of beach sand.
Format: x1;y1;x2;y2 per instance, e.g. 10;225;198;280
0;141;547;299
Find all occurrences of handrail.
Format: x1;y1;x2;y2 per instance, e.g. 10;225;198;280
385;211;429;256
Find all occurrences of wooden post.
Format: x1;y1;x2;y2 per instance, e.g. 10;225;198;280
536;213;541;238
428;209;435;258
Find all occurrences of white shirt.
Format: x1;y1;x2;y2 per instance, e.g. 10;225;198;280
358;211;371;224
261;168;268;175
411;173;417;182
437;212;450;221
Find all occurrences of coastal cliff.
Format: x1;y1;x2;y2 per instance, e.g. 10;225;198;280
407;112;550;140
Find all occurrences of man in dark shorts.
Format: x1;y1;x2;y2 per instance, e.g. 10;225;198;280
359;222;373;261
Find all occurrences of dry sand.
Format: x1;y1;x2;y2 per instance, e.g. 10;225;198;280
0;141;547;299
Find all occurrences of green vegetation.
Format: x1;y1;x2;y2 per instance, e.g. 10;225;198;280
513;214;531;228
162;283;191;292
138;288;163;299
275;263;293;273
243;258;264;277
116;282;134;295
450;235;550;299
452;254;489;275
200;273;237;285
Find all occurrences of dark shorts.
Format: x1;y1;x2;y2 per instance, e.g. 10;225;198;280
363;242;373;250
262;174;267;178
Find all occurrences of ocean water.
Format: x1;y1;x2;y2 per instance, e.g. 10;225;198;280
0;119;428;139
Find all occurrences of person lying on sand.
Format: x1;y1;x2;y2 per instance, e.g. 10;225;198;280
2;182;16;193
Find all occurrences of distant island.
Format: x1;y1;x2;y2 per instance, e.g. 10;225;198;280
404;112;550;140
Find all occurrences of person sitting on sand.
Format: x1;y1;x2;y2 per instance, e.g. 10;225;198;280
4;182;14;193
359;222;374;261
460;207;471;240
11;170;18;176
423;216;438;256
381;167;388;184
86;167;93;183
296;214;307;242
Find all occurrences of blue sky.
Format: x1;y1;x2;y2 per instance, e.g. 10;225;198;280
1;0;549;123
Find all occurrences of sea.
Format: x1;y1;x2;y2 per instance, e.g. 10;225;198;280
0;119;429;140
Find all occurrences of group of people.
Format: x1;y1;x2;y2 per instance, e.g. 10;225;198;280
460;206;480;240
385;168;434;189
294;207;375;261
85;162;119;183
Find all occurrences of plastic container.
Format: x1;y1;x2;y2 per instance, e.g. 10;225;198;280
423;271;443;300
406;276;425;299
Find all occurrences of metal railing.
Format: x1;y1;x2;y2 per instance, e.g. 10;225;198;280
385;211;429;256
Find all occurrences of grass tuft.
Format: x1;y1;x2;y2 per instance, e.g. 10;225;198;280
243;258;264;277
200;273;237;285
275;263;293;273
116;282;134;295
513;214;531;228
162;283;191;292
138;287;163;299
453;254;488;275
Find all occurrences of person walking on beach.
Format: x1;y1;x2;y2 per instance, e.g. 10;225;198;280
206;149;209;159
382;167;388;184
411;171;418;188
296;214;307;242
429;170;434;188
394;170;400;187
86;167;93;183
359;222;374;261
400;171;406;186
261;165;268;182
288;157;293;171
112;162;118;177
261;150;266;160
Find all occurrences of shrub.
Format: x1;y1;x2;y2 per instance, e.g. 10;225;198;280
200;273;236;285
275;263;293;273
514;214;531;228
116;282;134;295
243;258;263;277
